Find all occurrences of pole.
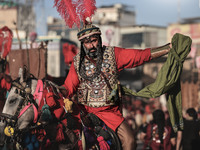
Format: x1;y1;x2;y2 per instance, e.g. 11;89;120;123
177;0;181;23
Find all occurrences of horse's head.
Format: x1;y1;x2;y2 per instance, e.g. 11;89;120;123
4;80;38;127
0;68;38;146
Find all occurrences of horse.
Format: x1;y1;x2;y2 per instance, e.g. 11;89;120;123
0;68;122;150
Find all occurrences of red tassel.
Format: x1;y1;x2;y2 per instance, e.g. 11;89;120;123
97;136;110;150
0;26;13;58
45;92;56;108
34;128;46;142
77;0;97;23
78;139;83;150
45;139;51;147
54;0;80;28
56;124;65;142
53;97;64;119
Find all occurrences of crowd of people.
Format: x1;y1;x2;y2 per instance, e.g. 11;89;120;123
122;95;200;150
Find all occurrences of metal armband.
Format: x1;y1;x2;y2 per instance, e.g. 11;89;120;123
151;43;171;59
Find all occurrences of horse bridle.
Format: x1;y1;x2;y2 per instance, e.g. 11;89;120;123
12;79;39;120
0;79;39;138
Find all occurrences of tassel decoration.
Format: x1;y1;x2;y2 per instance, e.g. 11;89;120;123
56;123;65;142
54;0;80;28
52;97;65;120
23;133;39;150
97;136;110;150
45;92;56;108
83;127;96;144
41;104;52;122
45;139;51;147
26;143;34;150
64;98;73;113
4;126;14;136
78;139;83;150
77;0;97;23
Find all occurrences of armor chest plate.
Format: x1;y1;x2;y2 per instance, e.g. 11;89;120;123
74;46;118;107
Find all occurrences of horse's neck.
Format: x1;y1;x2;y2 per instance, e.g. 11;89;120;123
31;79;44;107
31;79;38;95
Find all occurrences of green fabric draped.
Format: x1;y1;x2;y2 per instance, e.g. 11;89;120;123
109;33;192;132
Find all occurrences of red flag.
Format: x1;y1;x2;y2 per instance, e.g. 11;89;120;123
0;26;13;58
62;43;78;65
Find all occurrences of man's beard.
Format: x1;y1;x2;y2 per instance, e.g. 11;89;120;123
84;45;101;59
88;47;97;58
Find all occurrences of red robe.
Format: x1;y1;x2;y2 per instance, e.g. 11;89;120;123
63;46;151;131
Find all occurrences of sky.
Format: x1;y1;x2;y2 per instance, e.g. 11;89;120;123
35;0;200;35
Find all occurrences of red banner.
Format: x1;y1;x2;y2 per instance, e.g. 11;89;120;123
0;26;13;58
62;43;78;65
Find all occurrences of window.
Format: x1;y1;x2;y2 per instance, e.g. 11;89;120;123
122;33;143;48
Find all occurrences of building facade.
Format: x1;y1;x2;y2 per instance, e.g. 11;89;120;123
0;2;36;39
92;3;136;26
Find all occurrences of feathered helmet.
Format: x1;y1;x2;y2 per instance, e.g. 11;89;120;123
77;23;101;41
54;0;99;41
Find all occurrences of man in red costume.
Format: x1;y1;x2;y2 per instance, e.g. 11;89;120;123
62;23;171;150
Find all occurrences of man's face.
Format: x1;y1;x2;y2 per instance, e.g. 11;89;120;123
83;36;99;58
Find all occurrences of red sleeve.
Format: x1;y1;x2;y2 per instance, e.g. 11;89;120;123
63;62;80;97
1;78;11;90
114;47;152;71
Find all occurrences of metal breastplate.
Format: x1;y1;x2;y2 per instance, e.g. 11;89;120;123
74;46;118;107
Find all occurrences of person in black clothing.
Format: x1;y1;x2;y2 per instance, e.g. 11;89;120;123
177;108;200;150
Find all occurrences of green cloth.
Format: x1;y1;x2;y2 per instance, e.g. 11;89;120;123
109;33;192;132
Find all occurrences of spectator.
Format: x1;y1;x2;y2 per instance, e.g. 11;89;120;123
142;109;175;150
176;108;200;150
135;109;143;128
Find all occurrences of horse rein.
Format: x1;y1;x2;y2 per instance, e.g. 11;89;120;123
12;80;39;119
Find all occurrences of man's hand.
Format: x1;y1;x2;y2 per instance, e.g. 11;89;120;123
151;43;171;59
